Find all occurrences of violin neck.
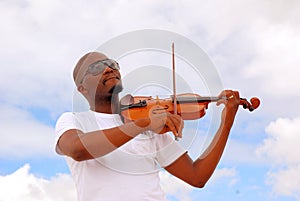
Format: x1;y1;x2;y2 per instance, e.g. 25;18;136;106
171;95;220;103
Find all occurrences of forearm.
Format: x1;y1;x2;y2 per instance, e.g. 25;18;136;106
60;112;182;161
192;110;236;185
76;118;151;160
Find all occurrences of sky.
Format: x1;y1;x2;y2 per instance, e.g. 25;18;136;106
1;0;300;200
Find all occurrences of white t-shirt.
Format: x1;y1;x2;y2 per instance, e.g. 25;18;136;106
55;110;186;201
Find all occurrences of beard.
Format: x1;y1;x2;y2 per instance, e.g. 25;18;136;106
108;84;123;94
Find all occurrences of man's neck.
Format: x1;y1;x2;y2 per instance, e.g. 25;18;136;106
91;94;120;114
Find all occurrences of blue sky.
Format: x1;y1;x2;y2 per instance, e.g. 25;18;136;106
1;0;300;200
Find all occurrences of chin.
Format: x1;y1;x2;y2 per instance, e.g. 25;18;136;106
109;84;123;94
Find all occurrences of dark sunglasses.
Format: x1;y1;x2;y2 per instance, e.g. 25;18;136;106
80;59;120;83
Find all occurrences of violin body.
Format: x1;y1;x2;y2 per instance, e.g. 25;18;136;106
120;93;209;122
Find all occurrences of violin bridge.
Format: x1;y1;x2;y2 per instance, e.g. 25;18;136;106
155;96;160;105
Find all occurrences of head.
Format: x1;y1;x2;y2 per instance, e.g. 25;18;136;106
73;52;123;105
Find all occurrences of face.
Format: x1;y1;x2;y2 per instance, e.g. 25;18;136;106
76;53;123;99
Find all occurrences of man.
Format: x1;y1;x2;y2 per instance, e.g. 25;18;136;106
55;51;240;201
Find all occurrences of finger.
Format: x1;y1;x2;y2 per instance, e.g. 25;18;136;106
169;114;184;138
226;91;240;105
217;90;233;106
218;90;231;98
170;115;183;137
165;117;179;138
149;112;167;134
216;98;227;106
166;114;184;138
176;115;184;138
217;90;229;104
233;91;240;100
177;117;184;138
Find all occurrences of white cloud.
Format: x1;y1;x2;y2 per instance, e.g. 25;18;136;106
0;105;56;158
0;164;237;201
257;117;300;199
0;164;76;201
267;165;300;199
160;171;194;201
257;117;300;165
244;23;300;97
159;167;238;201
207;167;239;187
222;139;265;166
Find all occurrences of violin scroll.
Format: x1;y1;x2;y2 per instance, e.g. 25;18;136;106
240;97;260;112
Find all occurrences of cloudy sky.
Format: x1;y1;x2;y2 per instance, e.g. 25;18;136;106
1;0;300;200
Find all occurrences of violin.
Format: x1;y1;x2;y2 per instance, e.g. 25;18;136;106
120;93;260;122
120;43;260;123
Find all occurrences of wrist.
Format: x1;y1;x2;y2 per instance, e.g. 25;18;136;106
221;111;236;130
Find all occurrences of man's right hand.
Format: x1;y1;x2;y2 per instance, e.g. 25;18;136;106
147;112;184;139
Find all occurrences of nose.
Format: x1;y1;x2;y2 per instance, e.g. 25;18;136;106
102;66;114;74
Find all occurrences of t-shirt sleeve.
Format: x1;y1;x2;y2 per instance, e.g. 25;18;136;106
54;112;79;155
155;133;187;167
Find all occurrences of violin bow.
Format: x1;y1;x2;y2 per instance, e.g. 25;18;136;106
172;43;179;141
172;43;177;115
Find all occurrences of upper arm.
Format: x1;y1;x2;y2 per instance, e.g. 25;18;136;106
164;152;205;188
57;129;93;161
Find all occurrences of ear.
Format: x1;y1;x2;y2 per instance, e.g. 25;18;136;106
77;84;88;94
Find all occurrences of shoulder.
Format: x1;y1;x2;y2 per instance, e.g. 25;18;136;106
56;111;94;125
55;112;77;135
57;112;75;121
55;111;89;134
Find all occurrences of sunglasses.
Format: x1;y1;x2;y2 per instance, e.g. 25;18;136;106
80;59;120;83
